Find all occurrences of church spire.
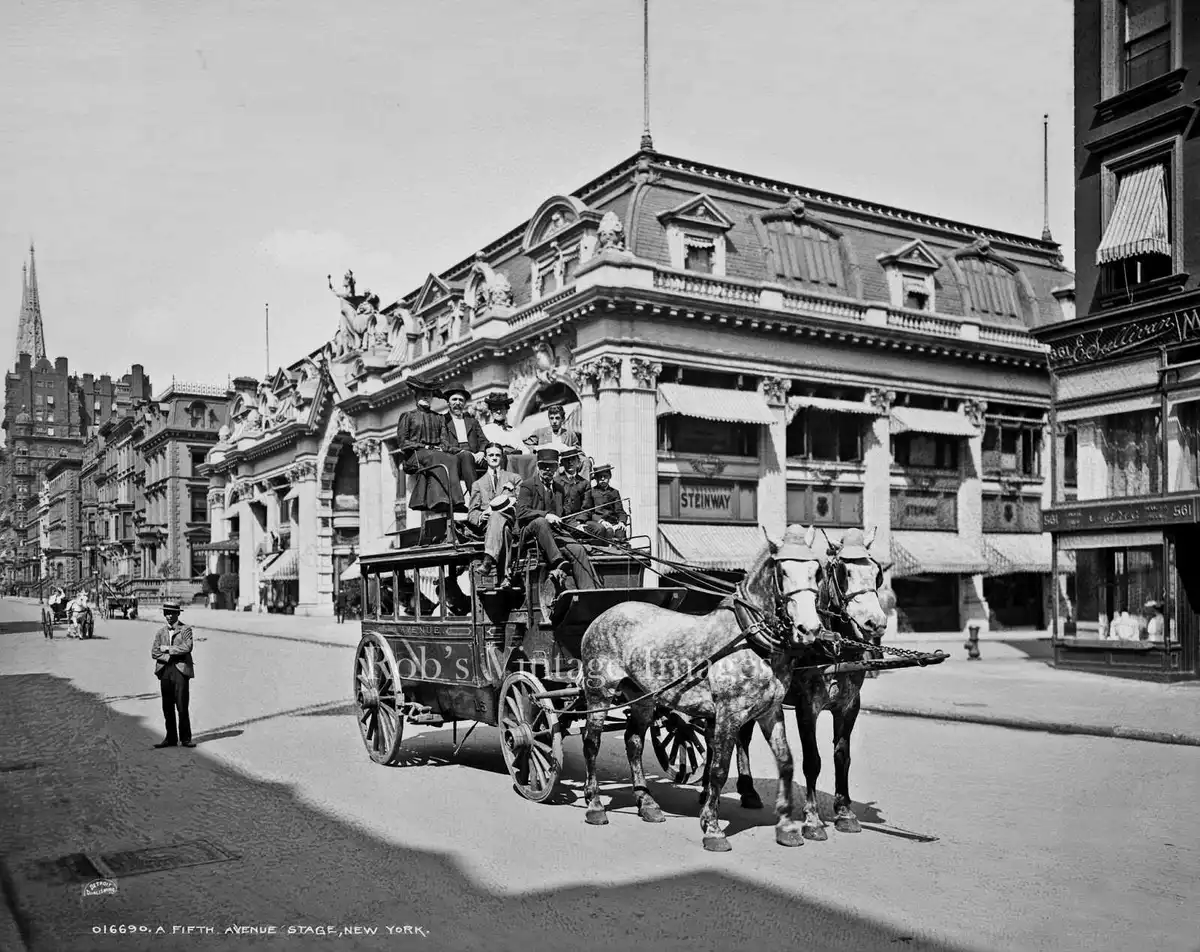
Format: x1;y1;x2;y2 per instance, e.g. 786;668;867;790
16;243;46;361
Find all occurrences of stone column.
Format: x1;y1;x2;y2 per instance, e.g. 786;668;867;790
587;356;624;474
207;487;226;576
380;443;399;546
958;399;989;635
235;485;257;610
291;461;324;615
355;438;383;554
577;365;602;465
864;389;896;635
625;359;663;570
758;376;790;537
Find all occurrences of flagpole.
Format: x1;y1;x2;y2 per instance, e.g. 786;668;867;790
265;303;270;376
641;0;654;150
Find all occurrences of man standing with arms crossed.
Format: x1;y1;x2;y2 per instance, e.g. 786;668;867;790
151;600;195;749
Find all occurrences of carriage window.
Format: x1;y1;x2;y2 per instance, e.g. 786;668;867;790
415;566;444;620
379;573;395;618
364;573;380;619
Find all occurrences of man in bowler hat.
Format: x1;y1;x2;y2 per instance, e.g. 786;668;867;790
516;447;599;591
442;386;488;488
151;600;195;748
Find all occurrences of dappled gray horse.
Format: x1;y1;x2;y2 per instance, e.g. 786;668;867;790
580;524;824;852
727;526;889;839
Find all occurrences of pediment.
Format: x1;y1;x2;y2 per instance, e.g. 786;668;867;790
656;193;734;232
522;195;600;253
413;273;452;314
877;239;942;273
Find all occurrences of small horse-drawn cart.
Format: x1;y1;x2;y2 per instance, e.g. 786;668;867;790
41;594;95;640
352;517;721;799
104;594;138;619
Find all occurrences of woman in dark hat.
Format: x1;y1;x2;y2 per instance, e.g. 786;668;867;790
441;385;488;488
395;375;465;516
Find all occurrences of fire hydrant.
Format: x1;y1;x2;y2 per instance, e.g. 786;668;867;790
964;623;981;661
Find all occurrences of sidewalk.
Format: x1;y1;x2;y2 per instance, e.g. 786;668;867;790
39;600;1200;748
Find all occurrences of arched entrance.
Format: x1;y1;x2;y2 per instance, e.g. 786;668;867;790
516;381;582;445
326;438;360;601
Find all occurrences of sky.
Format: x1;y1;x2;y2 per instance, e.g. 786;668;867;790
0;0;1074;395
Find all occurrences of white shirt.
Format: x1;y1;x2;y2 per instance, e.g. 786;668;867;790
451;416;468;444
483;421;524;452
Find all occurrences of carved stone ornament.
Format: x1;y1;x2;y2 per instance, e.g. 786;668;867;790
814;465;839;484
287;460;318;484
629;357;663;389
999;476;1024;497
960;398;988;428
486;272;514;309
332;409;356;438
689;456;727;478
228;479;251;504
354;438;382;462
207;488;225;507
760;376;791;406
866;388;896;414
597;211;626;252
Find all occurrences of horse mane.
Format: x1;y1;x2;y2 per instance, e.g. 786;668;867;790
741;542;778;609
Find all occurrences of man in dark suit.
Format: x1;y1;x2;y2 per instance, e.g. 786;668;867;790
468;442;523;581
579;463;628;541
151;600;195;748
442;386;488;489
556;446;590;519
516;447;598;591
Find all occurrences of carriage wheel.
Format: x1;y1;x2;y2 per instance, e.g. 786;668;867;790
498;671;563;803
651;711;708;785
41;608;52;640
353;632;406;766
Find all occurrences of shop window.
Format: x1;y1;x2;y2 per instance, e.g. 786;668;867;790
785;410;861;461
658;418;757;457
1098;408;1161;496
1062;429;1078;487
982;424;1040;477
893;433;960;471
1170;400;1200;491
1122;0;1171;90
1071;545;1166;641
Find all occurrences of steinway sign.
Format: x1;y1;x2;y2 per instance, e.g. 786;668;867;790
1041;495;1200;532
1049;307;1200;370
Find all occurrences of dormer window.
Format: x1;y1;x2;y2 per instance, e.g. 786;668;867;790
523;196;603;302
658;194;733;277
878;239;942;313
948;238;1039;325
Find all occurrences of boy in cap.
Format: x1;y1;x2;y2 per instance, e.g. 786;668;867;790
579;463;628;540
394;375;465;520
151;601;195;748
441;386;488;488
516;447;599;591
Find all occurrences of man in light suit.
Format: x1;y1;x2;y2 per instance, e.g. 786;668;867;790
468;443;522;581
151;600;195;749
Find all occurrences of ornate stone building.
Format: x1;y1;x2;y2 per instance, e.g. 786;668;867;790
208;150;1071;628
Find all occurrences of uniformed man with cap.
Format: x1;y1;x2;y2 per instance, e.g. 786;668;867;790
394;375;465;517
579;463;628;541
516;446;599;591
556;446;590;518
441;386;488;489
151;600;196;749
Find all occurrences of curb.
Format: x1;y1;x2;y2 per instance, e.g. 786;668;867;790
861;703;1200;748
116;612;356;651
0;858;31;951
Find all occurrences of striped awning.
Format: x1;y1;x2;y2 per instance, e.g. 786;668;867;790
890;407;979;437
261;547;298;581
657;384;776;425
659;524;763;571
1095;164;1170;266
339;559;361;583
786;395;881;424
193;538;238;553
891;530;989;576
982;533;1072;575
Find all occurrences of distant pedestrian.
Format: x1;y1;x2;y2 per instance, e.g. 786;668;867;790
335;589;346;624
151;600;195;749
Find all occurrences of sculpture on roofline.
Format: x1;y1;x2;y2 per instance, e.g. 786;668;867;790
329;270;382;358
597;211;626;252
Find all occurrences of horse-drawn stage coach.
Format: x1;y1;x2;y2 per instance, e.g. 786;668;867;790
351;512;946;851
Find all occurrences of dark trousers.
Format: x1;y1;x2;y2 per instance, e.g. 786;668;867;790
159;666;192;744
450;447;480;489
523;518;599;590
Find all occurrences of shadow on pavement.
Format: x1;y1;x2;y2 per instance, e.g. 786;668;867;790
0;673;976;952
997;639;1053;661
0;622;45;636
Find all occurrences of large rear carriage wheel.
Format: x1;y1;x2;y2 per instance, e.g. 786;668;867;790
651;711;708;785
498;671;563;803
354;632;405;766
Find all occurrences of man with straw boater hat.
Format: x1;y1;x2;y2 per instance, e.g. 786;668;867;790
515;446;599;592
151;600;195;749
467;442;523;584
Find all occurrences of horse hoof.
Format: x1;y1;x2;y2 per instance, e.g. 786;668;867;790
775;824;804;848
639;803;666;823
802;824;828;842
739;790;764;810
585;809;609;826
702;835;732;853
834;815;861;833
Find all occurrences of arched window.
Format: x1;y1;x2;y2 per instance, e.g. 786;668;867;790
749;198;860;295
949;239;1039;324
188;401;207;428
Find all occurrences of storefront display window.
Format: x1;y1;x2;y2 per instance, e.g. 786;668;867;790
893;433;960;470
1070;545;1168;642
1099;409;1161;497
658;418;757;457
1168;400;1200;492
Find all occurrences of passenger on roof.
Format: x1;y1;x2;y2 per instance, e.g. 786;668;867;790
516;447;599;592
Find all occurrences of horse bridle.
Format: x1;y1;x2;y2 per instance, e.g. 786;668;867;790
821;555;885;659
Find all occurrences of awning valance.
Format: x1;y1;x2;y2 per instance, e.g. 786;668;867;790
890;407;979;437
261;548;298;582
891;530;989;576
1095;163;1171;266
1056;394;1158;423
982;533;1071;575
657;384;776;426
193;539;239;553
786;395;881;424
339;559;361;583
658;524;764;571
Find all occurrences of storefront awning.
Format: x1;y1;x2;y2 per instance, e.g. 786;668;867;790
659;524;764;571
193;539;239;553
339;559;361;583
1095;163;1170;266
786;395;880;423
982;533;1072;575
1056;394;1158;423
891;530;989;576
657;383;776;426
890;407;979;437
261;548;298;581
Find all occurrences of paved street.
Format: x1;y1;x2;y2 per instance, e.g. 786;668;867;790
1;600;1198;952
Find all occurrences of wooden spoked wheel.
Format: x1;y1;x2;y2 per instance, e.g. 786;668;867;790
41;608;52;640
353;632;406;766
651;710;708;785
498;671;563;803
